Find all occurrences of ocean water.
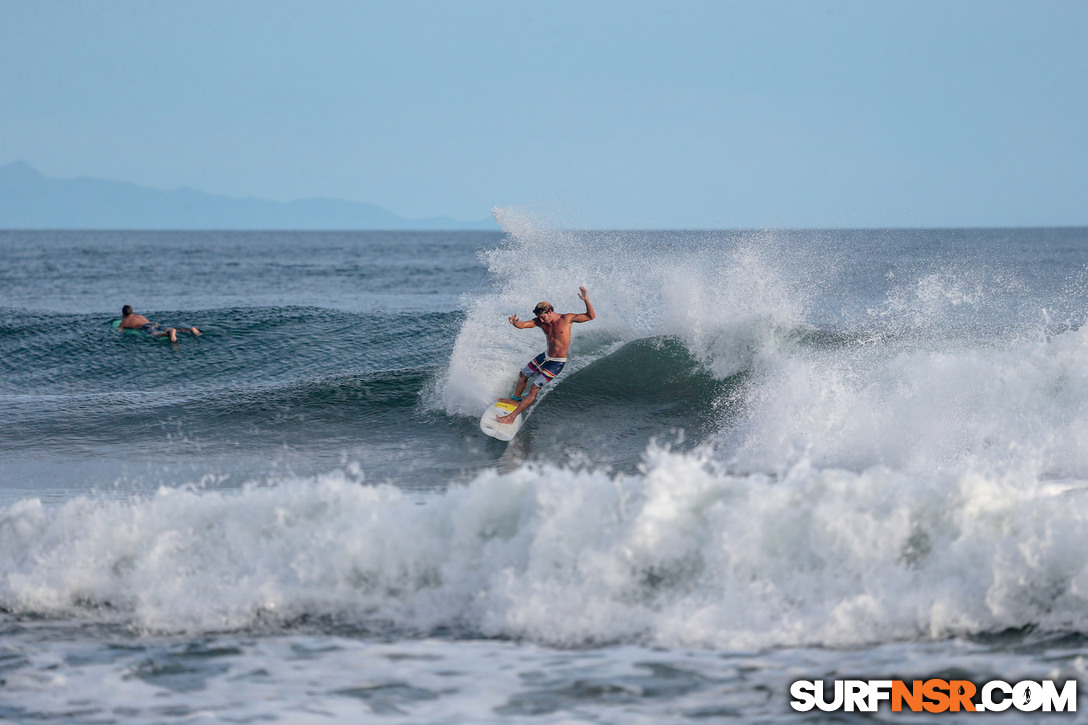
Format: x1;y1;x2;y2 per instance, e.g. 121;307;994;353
3;217;1088;722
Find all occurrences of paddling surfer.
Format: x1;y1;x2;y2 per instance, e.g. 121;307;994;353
496;286;595;424
119;305;201;343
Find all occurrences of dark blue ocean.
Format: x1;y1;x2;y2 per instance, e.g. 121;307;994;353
3;216;1088;722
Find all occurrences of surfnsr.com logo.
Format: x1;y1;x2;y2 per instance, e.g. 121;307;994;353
790;679;1077;713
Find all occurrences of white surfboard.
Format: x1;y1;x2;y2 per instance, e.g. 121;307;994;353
480;400;524;441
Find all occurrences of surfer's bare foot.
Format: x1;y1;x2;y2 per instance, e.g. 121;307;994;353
496;413;517;425
191;328;201;336
169;328;178;342
498;397;516;405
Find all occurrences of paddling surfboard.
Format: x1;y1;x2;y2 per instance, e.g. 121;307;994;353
480;400;524;441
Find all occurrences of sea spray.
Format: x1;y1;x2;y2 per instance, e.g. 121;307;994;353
432;209;808;416
726;316;1088;476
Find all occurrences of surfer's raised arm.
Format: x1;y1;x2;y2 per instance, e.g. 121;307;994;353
571;286;595;323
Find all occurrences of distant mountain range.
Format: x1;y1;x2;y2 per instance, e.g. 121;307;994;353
0;161;495;230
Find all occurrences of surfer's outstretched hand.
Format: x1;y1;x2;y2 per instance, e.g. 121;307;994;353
509;314;520;326
578;286;588;301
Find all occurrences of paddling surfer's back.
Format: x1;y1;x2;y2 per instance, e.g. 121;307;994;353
119;304;201;343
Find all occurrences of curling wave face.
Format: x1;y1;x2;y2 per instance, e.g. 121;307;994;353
436;212;1088;479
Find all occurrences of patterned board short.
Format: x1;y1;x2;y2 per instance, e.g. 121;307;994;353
522;352;567;388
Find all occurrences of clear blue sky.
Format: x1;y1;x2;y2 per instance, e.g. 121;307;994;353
1;1;1085;228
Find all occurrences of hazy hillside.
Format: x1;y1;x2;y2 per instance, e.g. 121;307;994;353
0;162;494;230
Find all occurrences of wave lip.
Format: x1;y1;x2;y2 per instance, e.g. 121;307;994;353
4;448;1088;649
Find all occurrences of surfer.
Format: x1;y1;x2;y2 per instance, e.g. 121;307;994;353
119;305;201;343
496;286;595;424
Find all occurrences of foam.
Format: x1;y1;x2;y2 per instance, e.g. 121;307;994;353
4;445;1088;649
